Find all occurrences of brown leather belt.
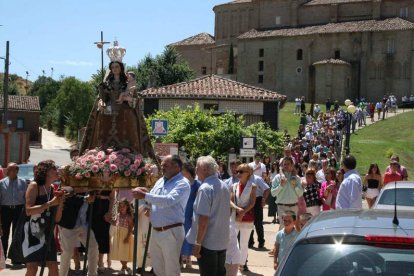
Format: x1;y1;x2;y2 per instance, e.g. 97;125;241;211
153;223;183;232
277;203;297;207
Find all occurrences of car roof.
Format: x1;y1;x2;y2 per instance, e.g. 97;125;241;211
299;209;414;239
381;181;414;190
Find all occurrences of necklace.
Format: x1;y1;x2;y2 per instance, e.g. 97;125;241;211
43;186;51;217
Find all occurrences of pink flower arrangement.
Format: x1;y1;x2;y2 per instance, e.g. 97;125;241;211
66;147;152;180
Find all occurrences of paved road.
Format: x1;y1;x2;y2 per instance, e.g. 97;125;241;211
29;128;73;166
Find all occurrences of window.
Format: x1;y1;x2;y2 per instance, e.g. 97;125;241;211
201;67;207;75
16;118;24;130
400;7;409;18
258;60;264;71
258;74;264;83
275;16;281;26
334;50;341;59
204;103;218;111
387;39;395;54
297;49;303;60
259;48;264;57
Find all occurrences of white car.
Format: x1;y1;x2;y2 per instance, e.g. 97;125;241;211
373;181;414;211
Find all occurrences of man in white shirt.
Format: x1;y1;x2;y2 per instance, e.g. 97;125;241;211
249;153;266;178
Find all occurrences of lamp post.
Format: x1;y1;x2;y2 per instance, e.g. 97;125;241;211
344;99;356;155
25;71;29;94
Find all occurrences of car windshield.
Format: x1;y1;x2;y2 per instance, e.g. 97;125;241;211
281;243;414;276
378;188;414;207
18;165;34;181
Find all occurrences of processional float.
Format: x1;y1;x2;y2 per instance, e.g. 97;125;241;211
59;35;158;276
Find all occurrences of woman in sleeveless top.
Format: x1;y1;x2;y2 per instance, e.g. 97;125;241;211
364;164;382;208
24;160;64;276
231;163;257;273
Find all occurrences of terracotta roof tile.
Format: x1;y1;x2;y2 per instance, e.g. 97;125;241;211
170;33;215;47
141;75;287;103
0;95;41;111
305;0;370;5
313;59;351;65
238;18;414;39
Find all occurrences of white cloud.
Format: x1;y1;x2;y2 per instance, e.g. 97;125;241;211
49;60;95;67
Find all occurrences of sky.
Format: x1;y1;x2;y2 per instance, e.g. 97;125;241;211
1;0;227;82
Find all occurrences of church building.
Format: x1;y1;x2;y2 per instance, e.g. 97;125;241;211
171;0;414;103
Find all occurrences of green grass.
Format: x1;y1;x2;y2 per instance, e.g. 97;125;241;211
279;102;414;180
350;111;414;180
279;102;301;136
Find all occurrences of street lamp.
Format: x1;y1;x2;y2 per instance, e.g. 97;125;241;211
344;99;356;155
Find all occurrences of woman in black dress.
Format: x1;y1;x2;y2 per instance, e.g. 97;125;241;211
92;190;115;271
24;160;64;276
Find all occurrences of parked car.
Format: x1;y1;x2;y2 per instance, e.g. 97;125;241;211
275;209;414;276
373;181;414;211
17;163;35;184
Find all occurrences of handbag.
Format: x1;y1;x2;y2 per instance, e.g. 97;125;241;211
8;207;27;263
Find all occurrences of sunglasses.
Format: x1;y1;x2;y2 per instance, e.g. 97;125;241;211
236;170;248;174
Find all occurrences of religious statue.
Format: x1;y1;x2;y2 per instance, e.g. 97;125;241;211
80;41;155;160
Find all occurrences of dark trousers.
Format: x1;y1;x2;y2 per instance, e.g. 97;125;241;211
1;205;24;258
197;247;226;276
249;196;265;246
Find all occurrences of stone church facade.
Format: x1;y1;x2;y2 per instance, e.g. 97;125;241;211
171;0;414;103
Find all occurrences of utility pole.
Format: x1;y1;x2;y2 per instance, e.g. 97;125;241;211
25;71;29;94
2;41;10;127
94;31;110;82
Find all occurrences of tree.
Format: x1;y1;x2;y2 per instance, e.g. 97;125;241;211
28;76;60;108
145;104;283;160
43;77;95;139
127;46;194;91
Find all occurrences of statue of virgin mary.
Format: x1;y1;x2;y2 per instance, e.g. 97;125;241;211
80;41;155;159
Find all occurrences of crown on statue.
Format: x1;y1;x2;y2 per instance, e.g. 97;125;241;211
106;40;126;63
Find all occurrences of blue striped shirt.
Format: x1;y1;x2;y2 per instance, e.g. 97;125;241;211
0;177;27;206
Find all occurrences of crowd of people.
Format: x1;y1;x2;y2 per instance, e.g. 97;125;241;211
0;96;410;276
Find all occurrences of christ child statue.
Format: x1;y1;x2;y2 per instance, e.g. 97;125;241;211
115;71;136;105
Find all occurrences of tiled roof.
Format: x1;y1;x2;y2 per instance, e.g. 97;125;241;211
0;95;41;111
170;33;215;47
238;18;414;39
141;75;287;103
313;59;351;65
305;0;370;5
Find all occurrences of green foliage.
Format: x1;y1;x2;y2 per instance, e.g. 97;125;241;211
89;69;105;91
246;122;284;157
29;76;60;108
146;104;283;160
385;148;394;159
41;77;95;139
127;46;194;91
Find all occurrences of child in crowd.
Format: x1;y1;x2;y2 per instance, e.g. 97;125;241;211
274;211;298;271
110;199;134;275
116;71;136;106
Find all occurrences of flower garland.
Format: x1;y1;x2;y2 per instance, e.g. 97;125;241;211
65;147;154;180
